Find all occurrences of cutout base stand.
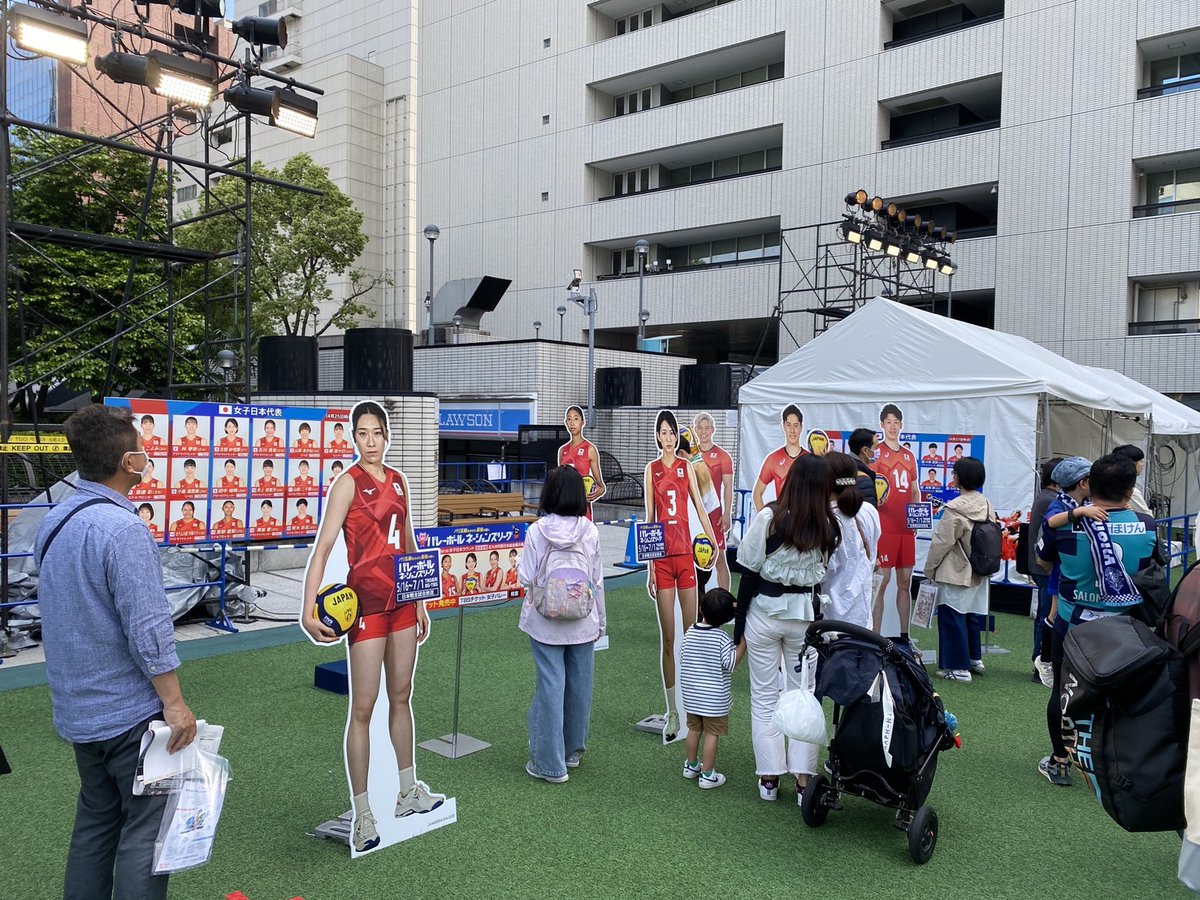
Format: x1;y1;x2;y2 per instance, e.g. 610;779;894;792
419;733;491;759
635;714;667;735
314;810;352;845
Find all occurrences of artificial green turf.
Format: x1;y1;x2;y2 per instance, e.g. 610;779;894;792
0;587;1188;900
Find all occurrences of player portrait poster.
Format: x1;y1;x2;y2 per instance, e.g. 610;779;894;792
643;410;721;745
751;404;808;512
298;400;456;858
422;523;526;612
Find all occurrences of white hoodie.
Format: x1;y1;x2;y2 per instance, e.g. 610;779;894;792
517;514;606;644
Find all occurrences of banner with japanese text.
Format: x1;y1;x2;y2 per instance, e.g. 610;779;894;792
416;522;527;611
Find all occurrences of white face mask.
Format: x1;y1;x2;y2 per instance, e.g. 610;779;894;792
123;451;152;481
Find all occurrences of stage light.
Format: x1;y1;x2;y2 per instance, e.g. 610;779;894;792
869;196;885;213
886;202;898;219
903;245;922;264
912;214;922;230
946;230;957;244
176;0;225;15
224;84;280;118
232;16;287;48
865;231;885;252
924;255;940;270
10;3;89;65
148;51;217;107
845;189;868;207
96;53;159;87
937;226;948;242
896;209;907;223
272;89;319;137
839;219;863;243
939;259;957;276
885;241;902;257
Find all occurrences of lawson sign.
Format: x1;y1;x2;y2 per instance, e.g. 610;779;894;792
437;402;534;438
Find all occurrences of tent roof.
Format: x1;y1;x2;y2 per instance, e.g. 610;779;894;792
740;297;1154;415
1089;367;1200;441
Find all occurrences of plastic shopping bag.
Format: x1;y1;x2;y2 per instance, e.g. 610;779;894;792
152;749;230;874
771;654;827;745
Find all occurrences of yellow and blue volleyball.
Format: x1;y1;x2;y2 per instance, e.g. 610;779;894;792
874;474;890;506
692;535;716;571
583;474;595;496
315;583;358;635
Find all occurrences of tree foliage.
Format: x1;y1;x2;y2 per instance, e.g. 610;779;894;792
8;127;204;404
179;153;385;337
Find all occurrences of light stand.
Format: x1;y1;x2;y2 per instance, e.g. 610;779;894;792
533;320;542;339
567;270;596;427
424;224;439;345
215;349;237;403
635;238;649;347
557;304;566;341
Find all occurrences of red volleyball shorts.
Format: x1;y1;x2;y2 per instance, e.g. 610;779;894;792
653;554;697;591
876;532;916;569
348;602;418;644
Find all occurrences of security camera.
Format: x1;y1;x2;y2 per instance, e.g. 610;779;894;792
567;269;583;291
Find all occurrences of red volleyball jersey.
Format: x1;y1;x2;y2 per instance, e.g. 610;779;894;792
559;439;596;519
343;464;408;616
757;446;806;498
172;517;203;536
442;572;459;597
218;436;245;451
255;475;279;491
504;566;519;587
650;457;692;557
484;567;502;590
177;434;206;450
142;435;165;455
702;445;733;503
875;442;918;533
220;475;242;488
257;435;283;451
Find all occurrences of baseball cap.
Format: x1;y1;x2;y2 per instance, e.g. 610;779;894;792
1052;456;1091;489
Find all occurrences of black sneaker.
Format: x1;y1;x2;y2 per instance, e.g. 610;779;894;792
1038;756;1072;786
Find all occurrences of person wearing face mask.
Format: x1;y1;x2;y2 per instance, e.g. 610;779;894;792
34;405;196;900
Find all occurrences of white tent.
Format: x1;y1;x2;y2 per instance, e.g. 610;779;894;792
737;297;1200;529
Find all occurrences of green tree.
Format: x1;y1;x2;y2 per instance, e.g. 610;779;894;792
8;127;204;405
180;153;385;337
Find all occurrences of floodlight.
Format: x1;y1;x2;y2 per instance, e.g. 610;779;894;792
224;84;280;118
946;231;958;244
96;53;158;87
924;255;940;270
869;196;884;212
10;3;89;65
232;15;287;48
272;89;318;137
885;241;902;257
911;214;923;230
886;202;898;218
939;259;957;276
148;51;217;107
567;270;583;291
845;189;868;207
865;231;885;252
839;219;863;244
903;245;922;264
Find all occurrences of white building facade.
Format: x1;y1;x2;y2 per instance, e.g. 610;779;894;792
219;0;1200;401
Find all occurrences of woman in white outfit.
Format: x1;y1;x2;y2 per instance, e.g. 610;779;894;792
735;453;840;804
823;452;881;628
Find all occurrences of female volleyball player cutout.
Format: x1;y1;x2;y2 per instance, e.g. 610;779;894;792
644;410;720;742
301;401;444;854
558;406;605;519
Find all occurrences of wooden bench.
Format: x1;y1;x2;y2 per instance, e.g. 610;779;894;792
438;492;538;526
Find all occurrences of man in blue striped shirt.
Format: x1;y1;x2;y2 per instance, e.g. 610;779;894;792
36;405;196;900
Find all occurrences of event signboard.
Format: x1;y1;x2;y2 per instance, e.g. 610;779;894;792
104;398;354;545
418;523;527;611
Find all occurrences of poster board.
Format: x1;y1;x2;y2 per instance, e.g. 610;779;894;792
419;523;528;611
104;398;354;545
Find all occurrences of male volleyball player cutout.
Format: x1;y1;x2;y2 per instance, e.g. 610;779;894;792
872;403;919;641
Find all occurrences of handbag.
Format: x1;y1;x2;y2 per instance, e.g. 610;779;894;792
771;653;827;745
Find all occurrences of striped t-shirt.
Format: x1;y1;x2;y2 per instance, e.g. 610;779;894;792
679;623;735;717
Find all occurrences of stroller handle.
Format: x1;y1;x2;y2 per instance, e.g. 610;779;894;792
804;619;904;654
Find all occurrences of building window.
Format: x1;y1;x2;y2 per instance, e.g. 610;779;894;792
614;9;654;36
613;87;654;118
670;62;783;104
177;184;199;203
1142;52;1200;98
1129;280;1200;335
258;0;278;15
613;168;651;196
599;146;782;201
1137;166;1200;217
884;0;1004;50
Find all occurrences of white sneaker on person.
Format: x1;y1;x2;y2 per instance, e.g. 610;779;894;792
1035;656;1055;688
759;777;779;801
352;811;381;852
969;659;986;675
525;761;569;784
395;781;446;816
938;669;972;683
699;770;726;789
682;760;702;780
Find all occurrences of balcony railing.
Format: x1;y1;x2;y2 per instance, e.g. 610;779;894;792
596;165;781;202
1133;198;1200;218
597;253;779;281
881;118;1000;150
1137;74;1200;100
884;11;1004;50
1128;318;1200;336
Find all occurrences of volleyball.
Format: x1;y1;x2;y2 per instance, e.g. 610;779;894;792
315;583;358;635
692;535;716;571
807;430;830;455
874;474;890;506
583;474;595;496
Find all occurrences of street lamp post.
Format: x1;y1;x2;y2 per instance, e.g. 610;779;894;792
567;269;597;427
452;314;462;345
634;239;649;349
557;304;566;341
215;349;237;403
423;224;439;345
533;320;542;339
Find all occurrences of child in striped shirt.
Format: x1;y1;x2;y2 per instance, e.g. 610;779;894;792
680;588;742;789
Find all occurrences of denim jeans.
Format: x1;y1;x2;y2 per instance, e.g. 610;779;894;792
66;714;169;900
936;605;984;671
528;638;595;778
1031;573;1053;662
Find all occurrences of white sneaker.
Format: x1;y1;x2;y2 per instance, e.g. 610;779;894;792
395;781;446;816
969;659;986;675
1035;656;1055;688
352;811;380;852
758;777;779;801
938;669;972;683
682;760;702;780
699;770;726;789
525;761;568;784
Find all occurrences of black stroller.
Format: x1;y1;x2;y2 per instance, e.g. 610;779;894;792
797;620;959;864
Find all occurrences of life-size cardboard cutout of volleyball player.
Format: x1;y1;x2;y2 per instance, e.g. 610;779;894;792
558;406;605;520
691;412;734;591
644;410;720;744
299;401;454;857
752;404;809;512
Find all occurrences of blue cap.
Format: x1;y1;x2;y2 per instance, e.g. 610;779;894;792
1052;456;1091;489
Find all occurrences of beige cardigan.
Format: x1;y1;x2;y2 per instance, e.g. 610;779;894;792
924;492;993;588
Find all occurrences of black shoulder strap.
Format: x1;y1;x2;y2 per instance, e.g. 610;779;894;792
37;497;122;565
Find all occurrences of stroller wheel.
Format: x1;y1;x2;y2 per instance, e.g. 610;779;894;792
800;775;831;828
907;805;938;864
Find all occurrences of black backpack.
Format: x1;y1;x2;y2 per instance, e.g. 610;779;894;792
1060;615;1189;832
966;510;1003;577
